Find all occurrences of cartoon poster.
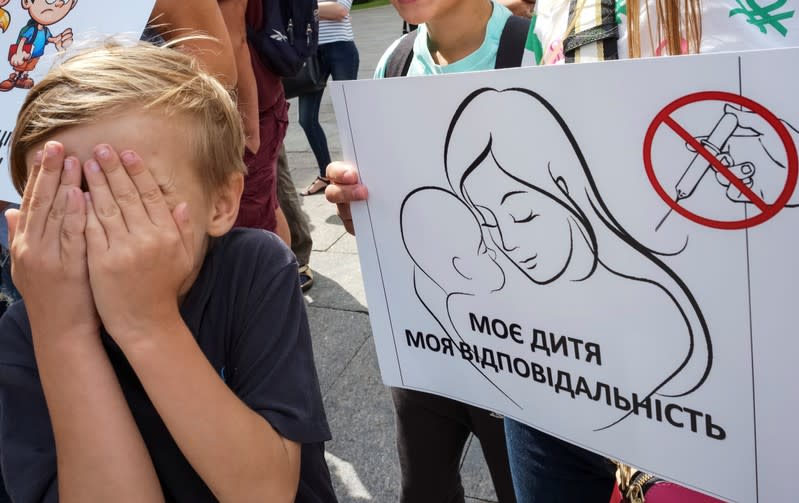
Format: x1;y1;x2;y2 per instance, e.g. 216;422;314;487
330;47;799;502
0;0;156;203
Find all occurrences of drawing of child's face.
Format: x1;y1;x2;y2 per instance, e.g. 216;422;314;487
24;0;75;26
446;227;504;293
464;155;575;284
403;189;505;293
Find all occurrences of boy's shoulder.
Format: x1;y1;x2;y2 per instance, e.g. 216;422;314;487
203;228;296;281
182;228;299;329
215;227;293;257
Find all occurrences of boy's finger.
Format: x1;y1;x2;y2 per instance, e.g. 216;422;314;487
84;192;109;253
61;155;82;187
119;150;173;226
60;187;87;264
93;145;150;230
173;202;195;258
84;158;128;242
16;150;42;235
42;158;80;243
325;182;368;204
27;142;65;238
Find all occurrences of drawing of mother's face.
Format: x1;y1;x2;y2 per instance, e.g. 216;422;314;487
463;154;575;284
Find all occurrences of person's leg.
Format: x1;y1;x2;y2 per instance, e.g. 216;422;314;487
276;145;313;266
504;418;616;503
275;145;315;291
297;44;333;188
467;408;516;503
274;206;291;248
326;40;360;82
392;388;470;503
235;104;287;233
297;87;330;178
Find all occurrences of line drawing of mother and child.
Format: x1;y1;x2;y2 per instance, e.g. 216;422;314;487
399;88;714;431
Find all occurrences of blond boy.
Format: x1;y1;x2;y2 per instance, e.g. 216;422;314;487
0;42;335;502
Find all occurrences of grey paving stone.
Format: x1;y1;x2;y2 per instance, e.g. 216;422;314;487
323;338;400;503
303;199;348;252
328;232;359;255
303;253;367;312
307;306;372;397
461;436;500;502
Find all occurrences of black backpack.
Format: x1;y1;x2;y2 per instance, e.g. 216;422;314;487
248;0;320;77
384;16;531;77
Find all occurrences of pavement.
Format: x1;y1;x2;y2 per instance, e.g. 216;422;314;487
283;5;503;503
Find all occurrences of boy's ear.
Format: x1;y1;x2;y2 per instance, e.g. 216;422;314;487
206;172;244;237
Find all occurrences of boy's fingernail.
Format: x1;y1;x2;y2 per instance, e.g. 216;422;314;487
354;186;367;200
33;150;43;164
120;151;137;166
85;159;101;173
45;142;60;156
64;157;76;171
96;146;110;160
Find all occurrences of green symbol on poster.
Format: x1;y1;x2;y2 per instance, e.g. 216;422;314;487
730;0;795;36
616;0;627;24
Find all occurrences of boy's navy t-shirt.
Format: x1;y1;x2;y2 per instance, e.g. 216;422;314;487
0;228;337;503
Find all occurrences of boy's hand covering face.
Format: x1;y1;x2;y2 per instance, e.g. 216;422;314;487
6;141;99;337
82;145;196;344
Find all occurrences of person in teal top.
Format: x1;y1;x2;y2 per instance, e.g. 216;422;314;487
373;1;513;78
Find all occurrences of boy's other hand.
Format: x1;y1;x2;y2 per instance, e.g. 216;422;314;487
6;142;98;338
325;161;367;235
83;146;195;346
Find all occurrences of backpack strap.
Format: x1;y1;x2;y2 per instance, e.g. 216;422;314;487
384;30;418;78
17;18;38;45
495;15;531;69
563;0;618;62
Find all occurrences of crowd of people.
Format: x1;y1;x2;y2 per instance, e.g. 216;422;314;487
0;0;795;501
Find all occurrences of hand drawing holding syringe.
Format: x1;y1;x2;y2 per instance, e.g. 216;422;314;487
656;104;799;231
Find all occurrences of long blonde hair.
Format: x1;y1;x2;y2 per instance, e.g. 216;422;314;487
565;0;703;58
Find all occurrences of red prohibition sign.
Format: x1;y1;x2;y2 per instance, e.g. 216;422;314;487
643;91;798;230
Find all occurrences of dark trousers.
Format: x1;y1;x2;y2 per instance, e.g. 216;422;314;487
504;418;617;503
298;40;360;177
275;145;313;266
391;388;516;503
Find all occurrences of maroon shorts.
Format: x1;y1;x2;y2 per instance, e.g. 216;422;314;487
234;102;288;232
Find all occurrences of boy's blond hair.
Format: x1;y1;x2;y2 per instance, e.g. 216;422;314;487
10;41;246;196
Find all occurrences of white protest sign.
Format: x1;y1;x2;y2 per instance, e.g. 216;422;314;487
0;0;156;203
331;48;799;503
